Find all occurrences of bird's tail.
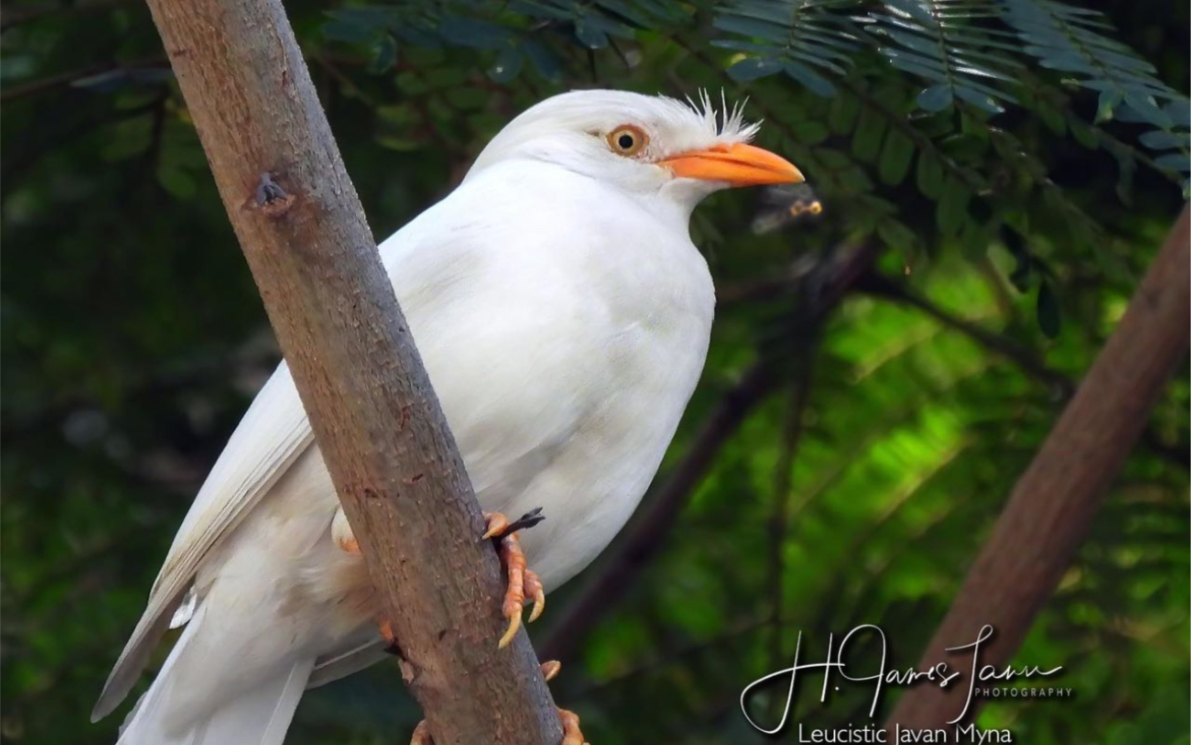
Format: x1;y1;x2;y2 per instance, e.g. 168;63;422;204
116;604;316;745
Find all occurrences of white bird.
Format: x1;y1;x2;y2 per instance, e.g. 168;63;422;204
93;89;803;745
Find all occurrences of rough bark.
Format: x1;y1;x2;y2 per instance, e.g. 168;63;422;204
886;205;1189;729
141;2;561;744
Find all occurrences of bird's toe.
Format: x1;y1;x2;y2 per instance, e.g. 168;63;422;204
483;510;548;649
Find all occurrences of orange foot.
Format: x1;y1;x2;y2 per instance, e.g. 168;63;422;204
409;661;589;745
332;506;547;653
482;508;547;649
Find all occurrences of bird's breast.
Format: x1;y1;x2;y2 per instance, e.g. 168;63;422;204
381;163;717;589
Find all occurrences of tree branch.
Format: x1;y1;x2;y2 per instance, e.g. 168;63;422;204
141;1;560;743
886;205;1189;729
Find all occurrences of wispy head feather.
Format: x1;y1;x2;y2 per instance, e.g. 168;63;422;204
683;88;762;144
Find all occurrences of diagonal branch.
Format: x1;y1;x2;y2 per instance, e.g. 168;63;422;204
886;204;1189;728
140;0;560;743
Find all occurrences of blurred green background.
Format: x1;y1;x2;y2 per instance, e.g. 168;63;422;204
2;0;1188;743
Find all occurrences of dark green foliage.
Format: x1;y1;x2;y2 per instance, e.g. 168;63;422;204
869;0;1021;114
716;0;860;96
1;0;1187;744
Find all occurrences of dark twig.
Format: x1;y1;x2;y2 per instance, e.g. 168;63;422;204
0;56;167;104
858;272;1073;394
0;0;139;32
887;206;1190;728
765;353;815;721
859;272;1189;469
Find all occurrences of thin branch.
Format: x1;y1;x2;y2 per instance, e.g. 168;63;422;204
0;0;139;32
859;272;1073;393
860;272;1189;469
765;345;816;723
0;57;166;104
886;205;1189;728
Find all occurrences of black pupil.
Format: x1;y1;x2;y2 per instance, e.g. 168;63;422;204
617;133;635;150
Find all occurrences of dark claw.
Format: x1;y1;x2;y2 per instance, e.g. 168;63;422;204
489;508;546;544
507;507;545;534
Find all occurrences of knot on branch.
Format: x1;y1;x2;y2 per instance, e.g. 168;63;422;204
248;172;295;217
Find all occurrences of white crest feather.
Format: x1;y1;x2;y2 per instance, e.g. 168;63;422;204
684;88;761;143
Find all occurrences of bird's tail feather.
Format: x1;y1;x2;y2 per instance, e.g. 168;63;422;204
116;604;315;745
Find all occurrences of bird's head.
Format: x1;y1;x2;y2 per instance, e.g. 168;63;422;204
467;90;804;213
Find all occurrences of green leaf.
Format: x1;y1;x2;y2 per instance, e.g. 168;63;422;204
792;121;829;145
936;178;970;236
1069;118;1100;150
157;165;197;200
784;61;835;97
916;152;945;199
815;148;851;169
1036;280;1061;338
1096;90;1122;123
368;36;398;74
878;128;915;185
574;19;609;49
1111;146;1137;206
322;18;381;45
523;38;562;81
445;87;489;110
960;220;989;260
727;57;783;81
940;132;988;161
1139;130;1189;150
851;106;887;163
438;18;510;49
828;93;860;135
1036;101;1066;136
395;72;429;95
955;86;1006;114
487;47;522;83
1005;233;1032;291
877;219;918;252
1154;153;1191;172
917;85;954;112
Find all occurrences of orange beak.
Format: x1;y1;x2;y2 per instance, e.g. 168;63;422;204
660;143;804;187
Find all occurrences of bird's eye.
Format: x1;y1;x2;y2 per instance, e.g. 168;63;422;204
607;125;648;157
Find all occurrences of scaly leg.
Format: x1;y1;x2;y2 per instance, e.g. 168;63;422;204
482;509;547;649
336;508;582;744
333;506;547;651
409;661;589;745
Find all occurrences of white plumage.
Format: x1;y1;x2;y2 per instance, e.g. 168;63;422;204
93;89;802;745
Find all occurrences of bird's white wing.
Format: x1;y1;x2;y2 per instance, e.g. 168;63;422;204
93;363;313;720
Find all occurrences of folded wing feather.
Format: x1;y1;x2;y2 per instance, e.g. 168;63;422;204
92;362;314;720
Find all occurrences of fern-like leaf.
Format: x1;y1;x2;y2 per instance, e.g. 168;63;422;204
713;0;862;97
1002;0;1172;119
1002;0;1188;189
867;0;1021;114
